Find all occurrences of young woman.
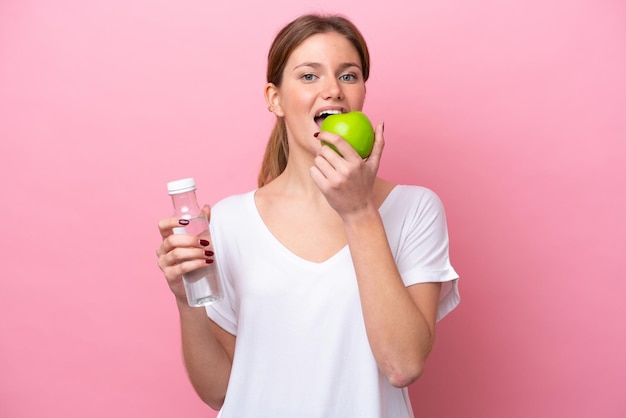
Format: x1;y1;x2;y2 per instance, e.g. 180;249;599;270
156;13;460;418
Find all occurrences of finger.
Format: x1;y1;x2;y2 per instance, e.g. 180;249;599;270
310;165;329;193
317;131;360;161
160;258;213;282
157;244;215;278
162;245;213;267
158;233;211;260
202;204;211;222
312;153;336;180
158;216;186;240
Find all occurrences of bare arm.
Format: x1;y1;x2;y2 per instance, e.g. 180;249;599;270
177;301;235;409
157;210;235;408
343;207;440;387
311;122;441;387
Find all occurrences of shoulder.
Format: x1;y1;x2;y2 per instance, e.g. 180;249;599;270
388;184;444;210
381;185;449;229
211;190;256;219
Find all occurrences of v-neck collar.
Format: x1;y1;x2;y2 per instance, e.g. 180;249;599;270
247;186;401;269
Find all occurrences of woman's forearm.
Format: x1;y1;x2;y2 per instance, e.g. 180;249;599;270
343;206;438;388
177;301;233;410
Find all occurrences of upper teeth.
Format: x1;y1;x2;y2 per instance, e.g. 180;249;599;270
316;110;342;117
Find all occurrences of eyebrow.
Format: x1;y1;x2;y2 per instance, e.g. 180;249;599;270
292;62;362;72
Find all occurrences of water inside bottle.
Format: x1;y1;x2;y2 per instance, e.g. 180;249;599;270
177;216;223;307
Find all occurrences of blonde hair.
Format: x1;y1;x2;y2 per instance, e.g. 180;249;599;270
257;14;371;187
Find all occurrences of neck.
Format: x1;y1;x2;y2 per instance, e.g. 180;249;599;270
272;157;323;198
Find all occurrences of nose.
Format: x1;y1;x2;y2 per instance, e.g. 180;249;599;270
322;77;343;100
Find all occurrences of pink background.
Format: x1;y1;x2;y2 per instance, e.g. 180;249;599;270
1;0;624;417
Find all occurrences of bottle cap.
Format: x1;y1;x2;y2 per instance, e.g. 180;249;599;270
167;178;196;195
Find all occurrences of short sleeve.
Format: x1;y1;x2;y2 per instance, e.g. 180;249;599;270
204;202;239;335
204;265;238;335
390;187;460;321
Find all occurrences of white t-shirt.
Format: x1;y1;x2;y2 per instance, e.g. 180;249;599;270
206;185;460;418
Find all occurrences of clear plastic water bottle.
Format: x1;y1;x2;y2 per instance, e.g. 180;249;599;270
167;177;223;307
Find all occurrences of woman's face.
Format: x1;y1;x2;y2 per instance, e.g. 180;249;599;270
267;31;366;156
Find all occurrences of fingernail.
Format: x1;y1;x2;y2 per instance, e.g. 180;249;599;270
381;120;385;133
205;259;214;264
199;239;210;246
204;250;214;256
313;132;320;137
178;219;190;226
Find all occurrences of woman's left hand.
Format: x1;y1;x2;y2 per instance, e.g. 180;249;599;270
310;121;385;219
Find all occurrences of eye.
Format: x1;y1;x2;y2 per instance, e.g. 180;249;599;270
339;73;358;83
301;73;318;82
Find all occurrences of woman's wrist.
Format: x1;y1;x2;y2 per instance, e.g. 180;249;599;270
341;201;379;228
176;298;206;317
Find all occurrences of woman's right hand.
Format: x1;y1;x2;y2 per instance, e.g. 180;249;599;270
156;205;214;304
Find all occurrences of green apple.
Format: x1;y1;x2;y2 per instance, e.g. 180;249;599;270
320;111;375;158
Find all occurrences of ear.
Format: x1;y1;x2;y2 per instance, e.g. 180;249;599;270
264;83;284;117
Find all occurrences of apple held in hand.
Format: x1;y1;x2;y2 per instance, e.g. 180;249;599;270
320;111;375;158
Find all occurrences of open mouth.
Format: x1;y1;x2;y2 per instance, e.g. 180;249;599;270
314;109;343;127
